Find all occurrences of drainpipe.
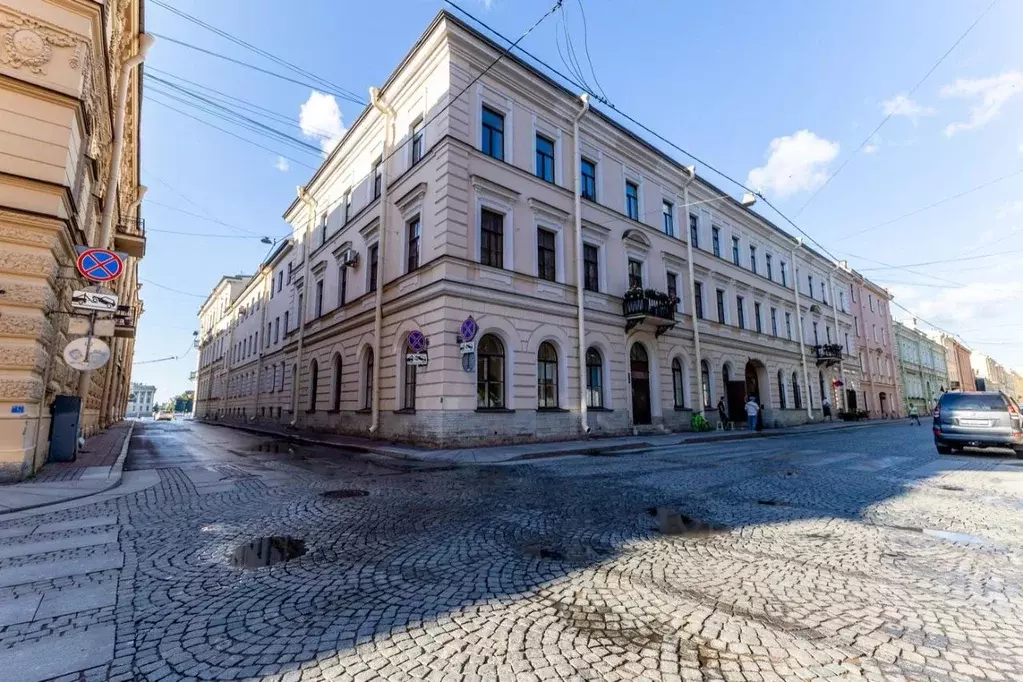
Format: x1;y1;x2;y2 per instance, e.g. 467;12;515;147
828;266;847;410
681;166;701;415
572;93;590;435
252;266;271;420
791;238;813;420
294;188;316;424
76;34;153;432
368;87;395;435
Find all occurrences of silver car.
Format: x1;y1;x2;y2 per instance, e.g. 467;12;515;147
933;391;1023;455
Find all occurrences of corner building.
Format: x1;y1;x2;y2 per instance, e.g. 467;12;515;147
196;11;867;445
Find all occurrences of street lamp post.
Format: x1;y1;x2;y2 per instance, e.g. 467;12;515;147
791;238;813;421
828;265;847;410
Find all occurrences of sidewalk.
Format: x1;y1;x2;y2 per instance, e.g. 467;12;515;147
0;422;134;514
201;416;901;465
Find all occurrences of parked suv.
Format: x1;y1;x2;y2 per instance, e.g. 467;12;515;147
933;391;1023;454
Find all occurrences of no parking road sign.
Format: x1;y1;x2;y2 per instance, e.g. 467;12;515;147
76;248;124;282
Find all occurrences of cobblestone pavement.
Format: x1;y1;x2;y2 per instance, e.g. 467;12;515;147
1;420;1022;681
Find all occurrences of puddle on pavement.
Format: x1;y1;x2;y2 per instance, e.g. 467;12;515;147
756;499;787;507
887;525;990;547
230;536;306;568
321;489;369;499
936;484;965;492
647;507;728;536
522;544;565;560
251;440;296;454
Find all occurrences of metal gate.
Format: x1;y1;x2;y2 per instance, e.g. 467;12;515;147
47;395;81;463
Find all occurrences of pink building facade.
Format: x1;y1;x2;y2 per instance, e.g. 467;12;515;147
849;276;901;417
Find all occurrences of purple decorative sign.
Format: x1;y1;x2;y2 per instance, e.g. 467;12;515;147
459;316;478;343
407;330;428;353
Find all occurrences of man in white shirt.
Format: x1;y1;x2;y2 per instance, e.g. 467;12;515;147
744;397;760;432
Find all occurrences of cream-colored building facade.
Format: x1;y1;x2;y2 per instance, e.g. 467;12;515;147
894;320;949;414
971;352;1013;395
0;0;146;480
195;11;869;445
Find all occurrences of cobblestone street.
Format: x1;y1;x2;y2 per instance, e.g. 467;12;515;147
2;420;1022;681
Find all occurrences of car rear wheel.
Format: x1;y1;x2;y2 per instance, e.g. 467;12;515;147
936;445;952;455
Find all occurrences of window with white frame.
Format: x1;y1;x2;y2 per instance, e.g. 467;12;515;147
481;106;504;161
662;199;674;236
625;181;639;221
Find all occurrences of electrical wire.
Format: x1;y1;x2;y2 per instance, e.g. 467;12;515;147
575;0;609;103
854;247;1023;271
140;278;210;299
149;0;365;105
792;0;999;217
147;228;271;239
144;200;279;236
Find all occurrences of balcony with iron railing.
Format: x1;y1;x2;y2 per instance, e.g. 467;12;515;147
813;343;844;366
114;216;146;258
623;287;677;337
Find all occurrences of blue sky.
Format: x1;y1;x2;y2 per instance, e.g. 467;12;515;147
133;0;1023;402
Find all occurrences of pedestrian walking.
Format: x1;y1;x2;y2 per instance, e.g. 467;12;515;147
744;396;760;432
822;397;832;421
717;397;729;429
908;404;920;425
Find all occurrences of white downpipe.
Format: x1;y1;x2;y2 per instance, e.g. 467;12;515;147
368;87;395;435
253;267;271;420
791;239;813;420
572;94;590;435
828;268;847;410
294;189;316;423
681;167;701;415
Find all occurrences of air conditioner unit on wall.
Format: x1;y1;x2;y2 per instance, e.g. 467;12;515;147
342;249;359;266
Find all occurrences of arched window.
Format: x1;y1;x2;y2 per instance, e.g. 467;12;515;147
778;370;787;409
792;372;802;409
364;349;374;410
331;354;342;411
701;361;712;408
477;334;505;409
537;341;559;408
403;341;417;410
308;359;318;411
585;347;603;408
672;358;685;409
722;364;731;398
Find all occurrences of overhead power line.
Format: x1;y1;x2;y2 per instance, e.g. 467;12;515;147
793;0;999;216
140;278;210;299
855;247;1023;271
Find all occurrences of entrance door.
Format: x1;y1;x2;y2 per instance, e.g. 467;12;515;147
630;344;651;425
879;392;888;416
846;389;857;411
727;382;747;425
48;395;81;463
744;362;761;402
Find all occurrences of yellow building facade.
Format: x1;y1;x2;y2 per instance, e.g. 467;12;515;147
0;0;146;481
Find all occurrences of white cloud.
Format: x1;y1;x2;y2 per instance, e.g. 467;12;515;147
299;91;346;154
746;130;839;197
880;93;936;124
995;200;1023;220
863;134;881;154
940;71;1023;136
899;281;1023;328
274;156;290;172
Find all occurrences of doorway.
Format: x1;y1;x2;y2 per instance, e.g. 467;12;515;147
879;391;888;416
630;343;651;425
744;361;763;403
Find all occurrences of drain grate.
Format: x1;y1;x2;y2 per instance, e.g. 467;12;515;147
321;489;369;499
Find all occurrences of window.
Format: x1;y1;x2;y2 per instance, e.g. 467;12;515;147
338;267;347;307
778;371;787;409
625;181;639;220
274;317;280;343
672;358;685;409
754;302;762;333
780;261;788;287
701;361;711;408
882;328;888;346
628;259;643;289
808;274;814;299
580;158;596;201
481;106;504;160
873;325;878;343
766;254;773;281
368;244;379;292
277;271;283;292
839;291;845;312
319;213;327;246
477;334;505;409
309;360;318;412
266;323;271;347
855;316;860;337
712;226;721;257
821;281;828;304
750;245;757;274
785;312;792;339
297;293;303;325
736;296;745;329
331;355;342;411
373;156;382;199
284;311;289;335
410;117;424;165
770;307;778;336
869;294;875;312
480;209;504;268
363;349;373;410
812;321;819;345
537;342;559;409
689;214;699;248
694;282;704;319
731;236;740;265
585;348;603;408
535;134;555;183
407;216;421;272
662;200;674;236
315;280;323;318
826;326;832;343
666;272;679;310
404;342;417;410
716;289;726;324
792;372;802;409
583;244;599;292
343;191;352;225
537;228;556;282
